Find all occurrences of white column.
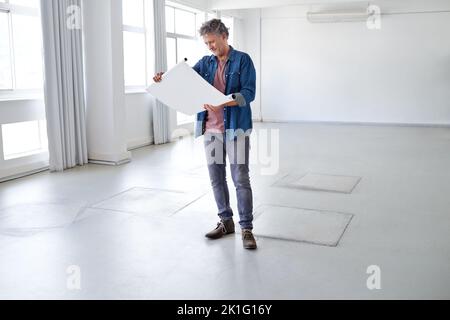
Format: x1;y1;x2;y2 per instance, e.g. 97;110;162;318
82;0;131;165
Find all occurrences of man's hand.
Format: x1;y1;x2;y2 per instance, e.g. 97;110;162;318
153;72;164;83
203;104;216;112
203;100;239;112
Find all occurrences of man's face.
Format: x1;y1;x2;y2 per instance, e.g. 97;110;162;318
203;33;228;56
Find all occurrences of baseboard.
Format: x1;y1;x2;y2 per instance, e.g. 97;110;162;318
127;136;154;151
0;162;49;183
88;151;132;166
88;158;131;166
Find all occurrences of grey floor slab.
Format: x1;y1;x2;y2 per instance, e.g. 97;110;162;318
90;187;207;217
274;172;361;193
1;122;450;299
0;202;84;236
173;189;264;228
187;165;209;177
253;204;353;246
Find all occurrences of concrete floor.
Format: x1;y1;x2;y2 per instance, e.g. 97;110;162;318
1;122;449;299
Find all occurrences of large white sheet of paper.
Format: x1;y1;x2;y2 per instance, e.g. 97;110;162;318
146;61;233;116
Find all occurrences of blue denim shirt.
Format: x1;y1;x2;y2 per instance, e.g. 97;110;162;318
192;46;256;140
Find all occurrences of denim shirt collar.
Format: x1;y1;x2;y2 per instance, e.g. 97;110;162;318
208;45;236;64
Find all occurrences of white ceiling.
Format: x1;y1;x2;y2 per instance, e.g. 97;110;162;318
208;0;363;10
207;0;450;12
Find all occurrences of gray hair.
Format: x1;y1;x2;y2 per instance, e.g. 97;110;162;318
198;18;229;38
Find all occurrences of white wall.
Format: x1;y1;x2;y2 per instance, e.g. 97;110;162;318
222;8;262;121
241;9;262;122
234;1;450;125
83;0;131;164
261;6;450;124
125;93;154;149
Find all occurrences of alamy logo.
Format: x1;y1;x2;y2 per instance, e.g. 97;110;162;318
66;265;81;290
367;5;381;30
366;265;381;290
67;5;81;30
203;128;280;176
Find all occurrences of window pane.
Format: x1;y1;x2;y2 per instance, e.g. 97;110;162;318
177;38;204;67
221;16;233;45
123;31;146;87
196;11;205;33
166;37;176;70
11;14;44;90
122;0;144;27
165;6;174;33
207;13;217;20
177;112;194;125
9;0;39;7
2;120;48;160
0;12;12;89
174;9;195;37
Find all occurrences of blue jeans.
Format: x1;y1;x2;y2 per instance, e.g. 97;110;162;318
203;133;253;230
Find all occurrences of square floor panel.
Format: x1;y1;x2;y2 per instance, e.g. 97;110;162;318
0;202;83;236
253;204;353;246
274;173;361;194
90;187;206;217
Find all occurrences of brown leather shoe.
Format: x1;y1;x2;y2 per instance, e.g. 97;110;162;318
242;229;257;249
205;219;235;239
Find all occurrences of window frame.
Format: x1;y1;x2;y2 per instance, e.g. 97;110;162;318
122;0;153;93
165;3;199;61
0;0;43;100
1;119;48;161
165;3;206;126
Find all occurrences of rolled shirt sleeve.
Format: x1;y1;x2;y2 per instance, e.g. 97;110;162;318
233;54;256;107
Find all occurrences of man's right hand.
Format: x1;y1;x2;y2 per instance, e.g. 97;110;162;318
153;72;164;83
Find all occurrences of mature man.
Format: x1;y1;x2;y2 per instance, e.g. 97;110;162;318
153;19;257;249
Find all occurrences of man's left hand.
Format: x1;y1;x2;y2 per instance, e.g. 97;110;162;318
203;104;217;112
203;100;238;112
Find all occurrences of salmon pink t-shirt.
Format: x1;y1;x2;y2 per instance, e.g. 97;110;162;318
205;58;227;134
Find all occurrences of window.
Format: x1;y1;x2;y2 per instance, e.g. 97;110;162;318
9;0;39;7
0;0;43;96
220;15;234;46
0;0;47;165
174;8;196;37
207;11;218;21
122;0;144;27
122;0;154;91
0;12;12;90
1;120;48;160
166;37;176;70
165;2;209;125
123;31;146;87
165;6;174;33
165;4;235;125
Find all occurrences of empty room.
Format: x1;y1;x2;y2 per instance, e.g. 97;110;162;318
0;0;449;302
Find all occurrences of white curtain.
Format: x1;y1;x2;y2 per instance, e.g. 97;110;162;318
152;0;171;144
40;0;88;171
